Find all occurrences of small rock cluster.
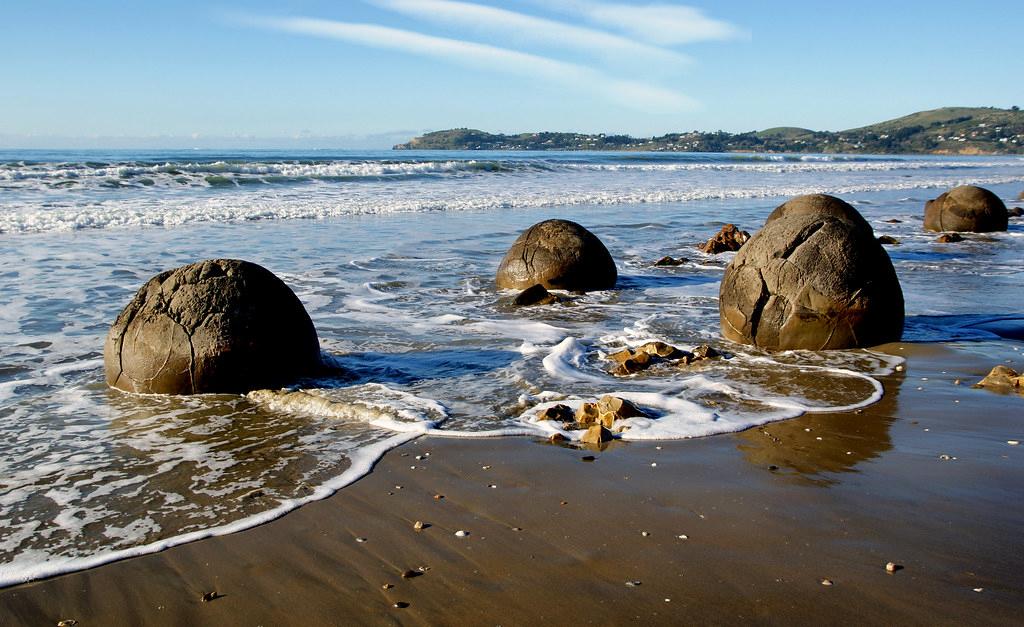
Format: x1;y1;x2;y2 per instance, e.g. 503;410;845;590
537;395;651;442
974;365;1024;394
700;224;750;254
606;341;721;376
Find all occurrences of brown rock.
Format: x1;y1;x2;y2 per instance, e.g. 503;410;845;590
575;402;601;426
691;344;721;360
1008;207;1023;217
597;395;647;419
580;424;614;444
536;404;575;422
877;235;900;245
654;256;687;266
935;233;964;243
924;185;1008;233
974;365;1024;393
719;195;904;350
104;259;321;394
884;218;903;223
700;224;750;254
547;433;567;443
512;284;560;306
611;351;653;376
496;219;617;291
636;341;683;358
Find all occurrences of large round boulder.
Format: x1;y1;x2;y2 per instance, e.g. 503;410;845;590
104;259;321;394
923;185;1008;233
719;195;904;350
496;219;617;291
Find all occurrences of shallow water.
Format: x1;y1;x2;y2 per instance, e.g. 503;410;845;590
0;150;1022;586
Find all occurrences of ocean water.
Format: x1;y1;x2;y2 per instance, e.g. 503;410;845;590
0;149;1022;586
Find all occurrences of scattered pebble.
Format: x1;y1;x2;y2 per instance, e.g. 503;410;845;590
415;455;424;460
581;455;596;462
625;580;642;587
886;562;902;573
454;530;469;537
665;598;671;603
394;485;403;490
482;465;491;470
201;591;221;602
768;465;779;471
821;578;834;586
1009;440;1020;446
650;462;658;467
953;379;962;385
381;583;393;590
413;521;426;531
655;446;662;450
434;494;445;499
560;500;568;506
677;534;689;540
512;526;523;531
393;602;410;609
488;484;497;489
56;621;78;627
973;587;984;593
355;537;368;543
895;364;904;372
939;454;955;461
401;569;420;579
409;465;417;470
641;531;650;537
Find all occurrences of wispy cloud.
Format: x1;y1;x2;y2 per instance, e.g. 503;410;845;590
544;1;745;45
367;0;691;66
239;15;697;113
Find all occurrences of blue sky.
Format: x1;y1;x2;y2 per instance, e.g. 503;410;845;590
1;0;1021;148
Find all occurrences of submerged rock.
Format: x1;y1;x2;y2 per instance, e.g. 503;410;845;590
654;256;688;267
104;259;321;394
924;185;1008;233
1008;206;1023;217
512;283;560;306
877;235;901;245
700;224;750;254
496;219;617;291
719;194;904;350
935;233;964;243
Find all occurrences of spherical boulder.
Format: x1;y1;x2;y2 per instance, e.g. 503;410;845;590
719;195;904;350
496;219;617;291
923;185;1008;233
104;259;321;394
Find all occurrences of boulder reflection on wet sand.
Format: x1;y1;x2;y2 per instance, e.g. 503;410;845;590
736;365;904;482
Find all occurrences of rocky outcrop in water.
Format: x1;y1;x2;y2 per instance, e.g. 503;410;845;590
512;284;561;306
974;365;1024;394
104;259;321;394
719;194;904;350
653;256;687;267
700;224;750;254
935;233;964;243
924;185;1008;233
496;219;617;291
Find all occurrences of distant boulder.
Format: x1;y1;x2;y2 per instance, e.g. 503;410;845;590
496;219;617;291
1008;207;1023;217
699;224;750;254
924;185;1008;232
104;259;321;395
719;195;904;350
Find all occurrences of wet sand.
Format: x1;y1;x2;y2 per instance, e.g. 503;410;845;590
3;341;1023;625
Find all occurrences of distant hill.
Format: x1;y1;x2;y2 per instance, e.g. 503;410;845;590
395;107;1024;155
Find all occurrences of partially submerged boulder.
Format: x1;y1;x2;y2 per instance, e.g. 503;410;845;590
719;195;904;350
935;233;964;243
877;235;900;245
496;219;617;291
654;256;687;267
700;224;750;254
512;284;560;306
104;259;321;394
1008;207;1023;218
923;185;1008;233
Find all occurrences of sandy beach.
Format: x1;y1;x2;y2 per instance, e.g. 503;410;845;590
3;341;1022;625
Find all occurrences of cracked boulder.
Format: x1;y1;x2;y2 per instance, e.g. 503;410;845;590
719;195;904;351
496;219;617;291
104;259;321;394
924;185;1008;233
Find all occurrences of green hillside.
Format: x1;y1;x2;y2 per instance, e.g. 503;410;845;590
395;107;1024;154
